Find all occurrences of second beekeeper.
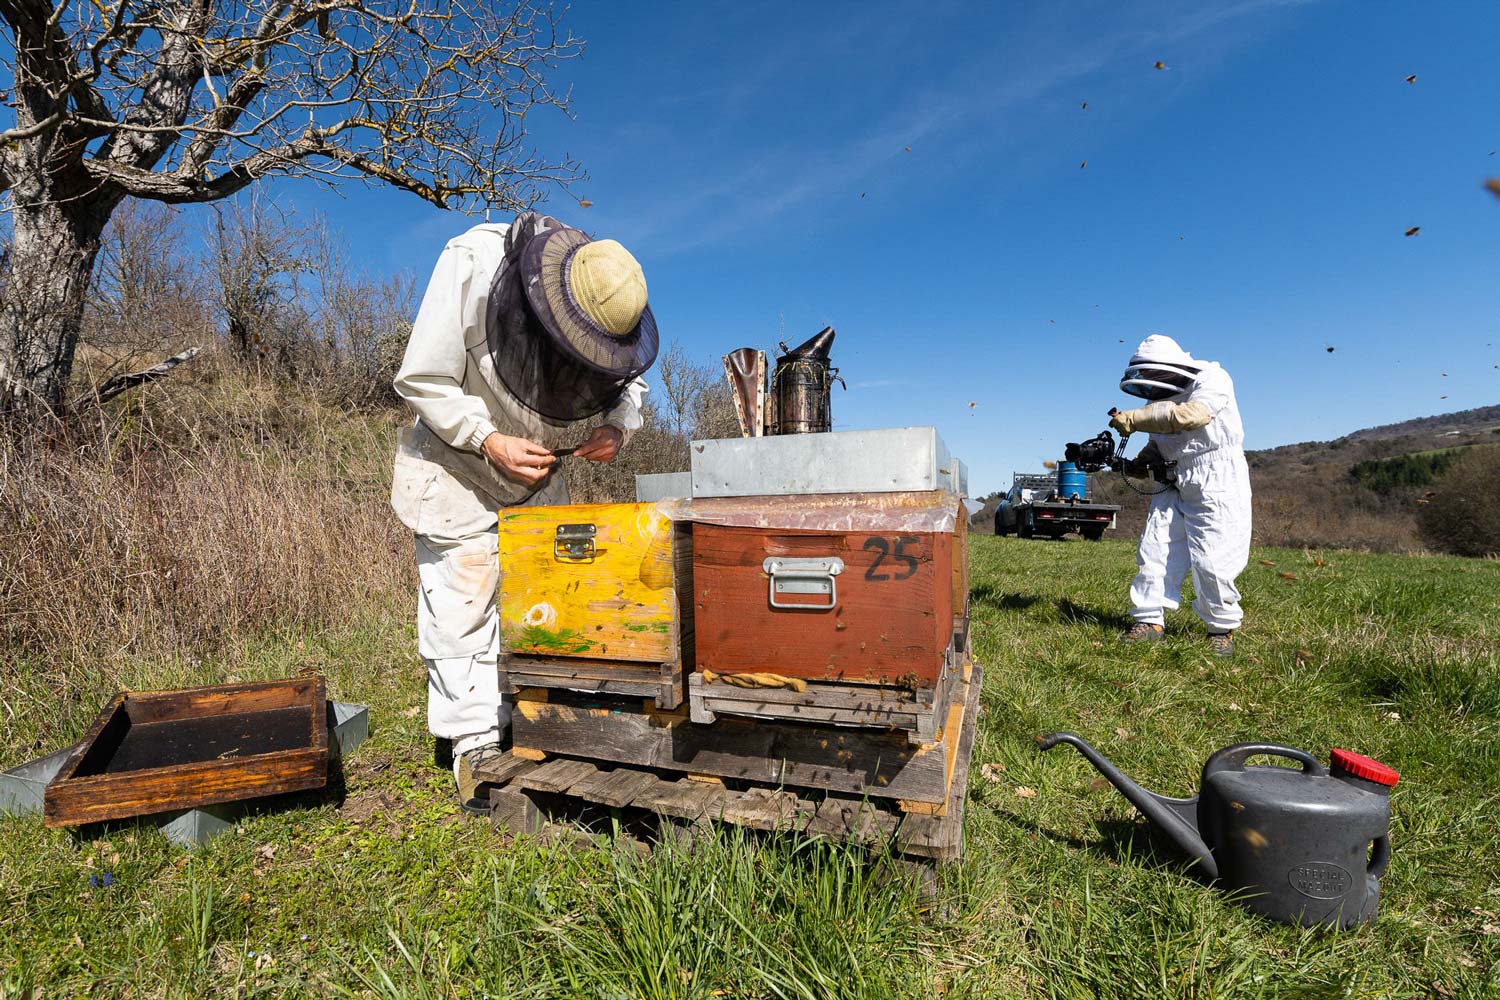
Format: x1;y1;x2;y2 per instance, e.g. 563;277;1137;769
1108;335;1252;658
391;212;656;809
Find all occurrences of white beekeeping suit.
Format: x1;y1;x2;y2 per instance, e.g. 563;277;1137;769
1109;335;1252;651
391;219;649;766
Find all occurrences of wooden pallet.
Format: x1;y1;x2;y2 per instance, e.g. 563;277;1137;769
511;661;977;807
479;663;980;861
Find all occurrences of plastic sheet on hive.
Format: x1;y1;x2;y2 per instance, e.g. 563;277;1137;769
659;490;959;533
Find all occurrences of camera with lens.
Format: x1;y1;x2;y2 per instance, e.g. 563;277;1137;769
1064;431;1118;473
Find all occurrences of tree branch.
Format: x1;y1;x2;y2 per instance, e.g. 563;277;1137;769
89;345;202;405
10;1;586;213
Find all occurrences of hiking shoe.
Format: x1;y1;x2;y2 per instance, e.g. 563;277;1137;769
454;743;507;815
1208;631;1236;658
1122;622;1165;644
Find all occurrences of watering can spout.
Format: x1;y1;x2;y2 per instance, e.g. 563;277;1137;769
1037;731;1219;878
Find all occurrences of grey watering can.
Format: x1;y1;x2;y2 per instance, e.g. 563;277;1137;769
1037;732;1399;928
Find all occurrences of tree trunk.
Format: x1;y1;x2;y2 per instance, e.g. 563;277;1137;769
0;199;109;419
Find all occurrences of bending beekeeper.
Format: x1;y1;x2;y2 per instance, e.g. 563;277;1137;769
391;212;655;809
1108;335;1251;658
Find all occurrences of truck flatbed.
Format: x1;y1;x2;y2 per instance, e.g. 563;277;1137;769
994;471;1121;541
1019;499;1119;540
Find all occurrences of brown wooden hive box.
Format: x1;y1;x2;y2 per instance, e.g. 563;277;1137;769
43;677;328;828
687;491;966;689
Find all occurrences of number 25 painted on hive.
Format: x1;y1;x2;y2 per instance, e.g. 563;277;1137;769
863;536;920;581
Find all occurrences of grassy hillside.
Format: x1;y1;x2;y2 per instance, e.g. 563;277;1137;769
4;529;1497;998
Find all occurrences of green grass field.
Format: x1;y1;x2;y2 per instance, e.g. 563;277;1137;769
3;535;1498;998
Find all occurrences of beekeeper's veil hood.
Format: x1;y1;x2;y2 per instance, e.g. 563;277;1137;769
486;212;659;422
1120;335;1203;401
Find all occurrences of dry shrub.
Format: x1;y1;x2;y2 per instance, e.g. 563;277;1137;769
0;360;412;693
1417;446;1500;558
565;402;692;504
1090;467;1424;553
567;342;742;504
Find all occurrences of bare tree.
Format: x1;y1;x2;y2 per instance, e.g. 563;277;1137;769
208;196;313;370
692;381;741;441
83;200;208;369
305;216;414;406
656;340;712;440
0;0;582;420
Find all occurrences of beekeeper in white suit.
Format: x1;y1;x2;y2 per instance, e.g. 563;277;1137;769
391;212;653;809
1107;335;1251;657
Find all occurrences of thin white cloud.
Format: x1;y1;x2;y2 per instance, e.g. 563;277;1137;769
624;0;1313;256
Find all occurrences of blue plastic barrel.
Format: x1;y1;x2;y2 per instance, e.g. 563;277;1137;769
1056;461;1088;500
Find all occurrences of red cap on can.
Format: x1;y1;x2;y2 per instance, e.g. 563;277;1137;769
1330;748;1400;787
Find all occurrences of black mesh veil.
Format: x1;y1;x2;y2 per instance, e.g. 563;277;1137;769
485;214;655;422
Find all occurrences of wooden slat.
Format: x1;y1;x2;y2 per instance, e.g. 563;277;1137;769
571;767;659;809
687;644;957;743
510;672;664;700
690;676;934;710
805;796;899;844
503;652;686;711
515;758;599;795
720;787;816;832
511;694;952;804
694;698;922;728
636;779;725;821
896;664;982;861
471;753;540;787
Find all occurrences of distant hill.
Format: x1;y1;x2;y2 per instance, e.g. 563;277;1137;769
1338;404;1500;445
972;404;1500;552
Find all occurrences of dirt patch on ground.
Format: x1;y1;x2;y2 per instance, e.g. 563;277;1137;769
339;788;401;827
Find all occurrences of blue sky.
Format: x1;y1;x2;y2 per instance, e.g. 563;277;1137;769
291;0;1500;494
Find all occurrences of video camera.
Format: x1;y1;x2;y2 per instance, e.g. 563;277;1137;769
1063;431;1119;473
1066;427;1179;487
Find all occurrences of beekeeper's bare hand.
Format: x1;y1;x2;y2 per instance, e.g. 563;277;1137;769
482;432;556;486
573;425;623;463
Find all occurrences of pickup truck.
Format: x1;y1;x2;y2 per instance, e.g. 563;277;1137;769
993;472;1120;541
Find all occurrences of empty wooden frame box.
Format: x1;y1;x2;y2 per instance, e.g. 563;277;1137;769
44;677;329;828
497;501;693;709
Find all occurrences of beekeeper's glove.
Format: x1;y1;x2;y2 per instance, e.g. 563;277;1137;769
1109;400;1212;435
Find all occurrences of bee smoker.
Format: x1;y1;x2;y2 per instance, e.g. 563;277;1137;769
769;326;844;435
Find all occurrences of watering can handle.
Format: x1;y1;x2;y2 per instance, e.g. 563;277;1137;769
1368;835;1391;877
1202;742;1328;778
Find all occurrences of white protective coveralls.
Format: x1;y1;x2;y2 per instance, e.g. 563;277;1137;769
1117;336;1252;634
391;222;647;758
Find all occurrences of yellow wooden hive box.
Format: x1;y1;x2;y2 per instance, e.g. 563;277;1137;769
497;501;692;708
